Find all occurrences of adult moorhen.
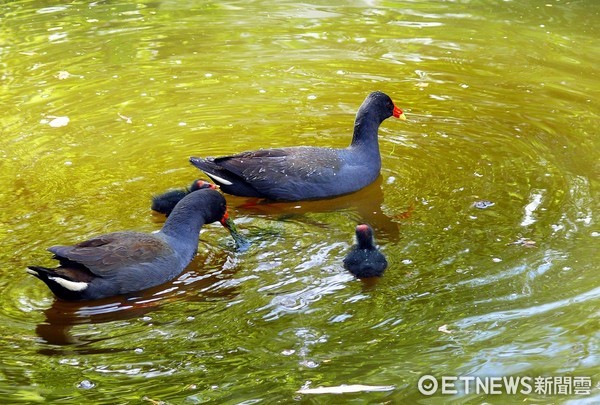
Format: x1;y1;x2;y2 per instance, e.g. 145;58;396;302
190;91;406;201
343;224;388;278
27;189;236;300
152;179;215;216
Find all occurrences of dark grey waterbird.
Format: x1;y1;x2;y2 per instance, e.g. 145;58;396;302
27;189;237;300
190;91;406;201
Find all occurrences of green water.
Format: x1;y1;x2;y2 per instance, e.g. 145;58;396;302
1;0;598;403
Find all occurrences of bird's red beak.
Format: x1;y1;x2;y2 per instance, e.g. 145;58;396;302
393;105;407;121
219;210;250;251
219;210;230;227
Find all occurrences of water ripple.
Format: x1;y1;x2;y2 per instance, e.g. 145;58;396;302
455;286;600;329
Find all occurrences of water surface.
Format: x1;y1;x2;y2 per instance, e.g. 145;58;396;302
0;0;598;403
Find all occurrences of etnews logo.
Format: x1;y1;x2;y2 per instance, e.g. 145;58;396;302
418;375;593;396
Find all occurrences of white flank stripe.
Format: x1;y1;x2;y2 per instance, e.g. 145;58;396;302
205;172;233;186
49;276;89;291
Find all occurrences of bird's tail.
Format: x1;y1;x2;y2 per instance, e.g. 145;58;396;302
189;157;234;186
26;265;56;279
26;266;89;299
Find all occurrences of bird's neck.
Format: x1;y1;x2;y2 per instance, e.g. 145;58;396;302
161;211;206;248
350;114;381;149
358;240;376;250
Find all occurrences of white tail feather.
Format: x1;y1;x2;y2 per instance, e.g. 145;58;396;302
49;276;89;292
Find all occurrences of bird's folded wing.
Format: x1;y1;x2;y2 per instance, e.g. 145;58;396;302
48;232;172;276
215;147;342;184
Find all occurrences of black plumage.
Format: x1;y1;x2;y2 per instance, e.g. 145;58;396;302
343;224;388;278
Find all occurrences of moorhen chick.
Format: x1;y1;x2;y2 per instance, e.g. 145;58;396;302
151;179;215;216
343;224;388;278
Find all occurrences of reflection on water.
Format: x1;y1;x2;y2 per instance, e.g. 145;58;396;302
0;0;598;403
34;251;238;347
229;176;402;240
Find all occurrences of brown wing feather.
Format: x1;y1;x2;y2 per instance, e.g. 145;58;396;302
49;232;173;276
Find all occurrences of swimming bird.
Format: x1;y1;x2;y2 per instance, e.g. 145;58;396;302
27;189;236;300
152;179;215;216
190;91;406;201
343;224;388;278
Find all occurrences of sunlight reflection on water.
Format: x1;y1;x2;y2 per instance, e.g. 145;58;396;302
0;0;598;402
